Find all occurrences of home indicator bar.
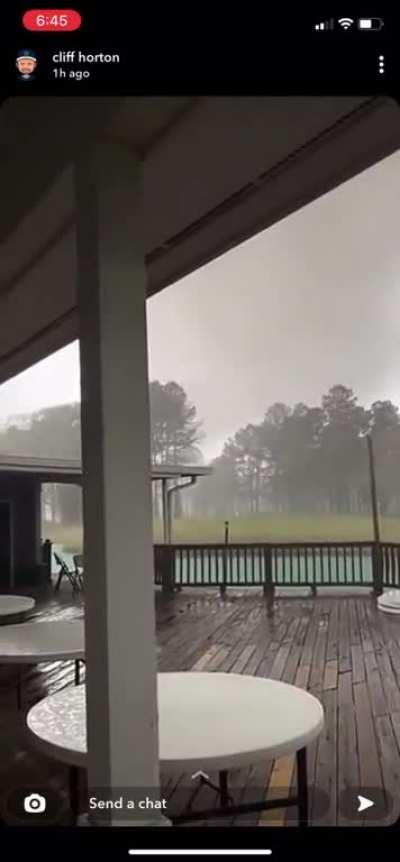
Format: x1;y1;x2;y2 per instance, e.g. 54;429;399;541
128;851;273;857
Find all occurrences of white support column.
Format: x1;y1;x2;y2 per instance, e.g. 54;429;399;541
75;143;166;826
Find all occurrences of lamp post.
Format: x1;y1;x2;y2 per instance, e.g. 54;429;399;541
365;433;383;596
365;433;380;544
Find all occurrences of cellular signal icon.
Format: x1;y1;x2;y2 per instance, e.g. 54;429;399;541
338;17;354;29
314;19;334;30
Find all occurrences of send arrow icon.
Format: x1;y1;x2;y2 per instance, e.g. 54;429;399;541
357;795;374;813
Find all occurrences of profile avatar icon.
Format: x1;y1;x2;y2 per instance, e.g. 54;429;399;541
16;49;37;80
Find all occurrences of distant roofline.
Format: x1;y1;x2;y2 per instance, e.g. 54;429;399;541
0;454;212;482
151;464;212;479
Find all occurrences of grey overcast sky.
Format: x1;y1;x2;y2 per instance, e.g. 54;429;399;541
1;148;400;461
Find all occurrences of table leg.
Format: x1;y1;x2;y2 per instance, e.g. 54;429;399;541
69;766;80;822
74;659;80;686
16;667;22;711
296;747;308;826
219;770;229;807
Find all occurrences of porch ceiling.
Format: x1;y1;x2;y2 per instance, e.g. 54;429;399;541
0;95;399;384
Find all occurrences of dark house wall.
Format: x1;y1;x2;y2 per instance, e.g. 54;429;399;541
0;473;42;587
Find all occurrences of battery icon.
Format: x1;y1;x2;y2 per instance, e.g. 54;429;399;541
358;18;384;30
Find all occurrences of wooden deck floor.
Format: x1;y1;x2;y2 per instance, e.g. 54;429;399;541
1;586;400;826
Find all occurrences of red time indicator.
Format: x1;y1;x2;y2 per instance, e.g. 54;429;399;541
22;9;82;31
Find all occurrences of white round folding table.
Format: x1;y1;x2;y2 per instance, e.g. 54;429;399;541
0;619;85;709
0;595;35;624
26;672;324;825
378;589;400;615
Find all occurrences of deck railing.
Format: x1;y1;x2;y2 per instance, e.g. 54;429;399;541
381;542;400;588
154;540;400;596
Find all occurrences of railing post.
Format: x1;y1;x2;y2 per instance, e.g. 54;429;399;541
263;545;275;615
372;542;383;597
161;545;175;595
220;549;227;597
220;521;229;597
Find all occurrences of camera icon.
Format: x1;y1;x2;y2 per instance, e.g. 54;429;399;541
24;793;47;814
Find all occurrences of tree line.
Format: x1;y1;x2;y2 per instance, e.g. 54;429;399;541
0;382;202;524
1;381;399;523
194;385;400;518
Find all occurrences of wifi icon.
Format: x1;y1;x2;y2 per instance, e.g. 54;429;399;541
338;17;354;29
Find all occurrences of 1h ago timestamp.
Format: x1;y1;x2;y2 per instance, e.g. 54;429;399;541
52;50;120;80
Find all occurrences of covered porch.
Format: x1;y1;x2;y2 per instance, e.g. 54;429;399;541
0;454;211;589
1;95;400;825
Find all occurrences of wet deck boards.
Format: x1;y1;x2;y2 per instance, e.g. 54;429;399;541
1;587;400;825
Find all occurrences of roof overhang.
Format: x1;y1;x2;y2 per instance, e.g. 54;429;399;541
0;454;211;485
0;95;399;384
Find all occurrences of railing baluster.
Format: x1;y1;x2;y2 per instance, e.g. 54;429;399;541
391;545;396;587
274;546;278;585
384;545;388;587
381;545;385;587
327;545;332;585
385;546;390;587
343;546;347;586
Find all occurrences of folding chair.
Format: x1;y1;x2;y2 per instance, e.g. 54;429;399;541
54;552;82;593
73;554;84;591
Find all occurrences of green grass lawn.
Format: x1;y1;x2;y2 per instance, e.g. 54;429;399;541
43;513;400;553
154;514;400;543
